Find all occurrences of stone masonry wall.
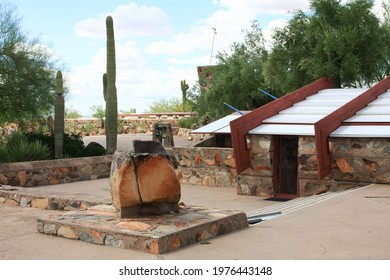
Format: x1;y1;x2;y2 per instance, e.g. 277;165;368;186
298;136;332;196
173;147;237;188
237;135;390;198
237;135;333;197
236;135;274;197
330;137;390;188
0;156;112;187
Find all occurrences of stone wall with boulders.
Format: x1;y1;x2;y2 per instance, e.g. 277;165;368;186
176;128;210;142
173;147;237;188
237;135;390;197
298;137;332;196
330;137;390;187
0;156;112;187
237;135;274;197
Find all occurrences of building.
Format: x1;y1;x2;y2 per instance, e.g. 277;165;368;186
230;76;390;198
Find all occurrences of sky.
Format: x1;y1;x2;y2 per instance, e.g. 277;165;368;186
7;0;387;116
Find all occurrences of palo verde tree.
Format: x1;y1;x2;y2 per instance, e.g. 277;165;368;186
264;0;390;92
104;16;117;154
0;1;64;124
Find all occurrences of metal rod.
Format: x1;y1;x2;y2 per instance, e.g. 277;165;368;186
223;102;244;115
259;89;278;100
247;211;282;224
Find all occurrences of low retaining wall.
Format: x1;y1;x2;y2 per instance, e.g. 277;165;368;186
0;155;113;187
0;145;237;189
173;147;237;188
237;135;390;197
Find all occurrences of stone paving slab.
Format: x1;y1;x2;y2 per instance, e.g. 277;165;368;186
0;185;109;211
36;204;248;254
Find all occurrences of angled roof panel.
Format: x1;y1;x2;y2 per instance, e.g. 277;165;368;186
249;124;315;136
191;112;248;134
250;88;367;136
331;126;390;137
332;89;390;135
262;114;327;124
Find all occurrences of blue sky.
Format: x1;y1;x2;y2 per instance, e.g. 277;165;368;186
7;0;386;116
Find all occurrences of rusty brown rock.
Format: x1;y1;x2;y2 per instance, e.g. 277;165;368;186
31;198;49;209
136;154;180;203
336;158;354;173
223;157;236;168
110;144;181;217
17;171;27;187
110;154;141;210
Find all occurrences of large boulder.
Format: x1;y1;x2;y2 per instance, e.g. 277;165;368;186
110;141;181;218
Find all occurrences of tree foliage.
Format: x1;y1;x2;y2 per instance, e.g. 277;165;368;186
0;1;64;123
264;0;390;92
64;106;83;119
145;97;191;113
193;21;271;120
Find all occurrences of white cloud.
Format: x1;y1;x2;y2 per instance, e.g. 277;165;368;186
262;18;289;49
145;0;310;57
74;2;172;39
66;39;198;115
215;0;310;14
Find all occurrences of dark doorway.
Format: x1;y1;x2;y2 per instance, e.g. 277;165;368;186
273;136;299;198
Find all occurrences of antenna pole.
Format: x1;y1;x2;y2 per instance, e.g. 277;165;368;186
210;25;217;65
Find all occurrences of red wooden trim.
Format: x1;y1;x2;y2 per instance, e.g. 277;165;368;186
315;75;390;180
230;77;334;174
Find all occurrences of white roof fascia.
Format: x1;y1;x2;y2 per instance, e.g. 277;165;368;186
249;124;315;136
263;114;327;124
345;115;390;122
331;125;390;138
191;114;239;134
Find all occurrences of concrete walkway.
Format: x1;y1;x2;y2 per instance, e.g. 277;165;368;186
0;180;390;259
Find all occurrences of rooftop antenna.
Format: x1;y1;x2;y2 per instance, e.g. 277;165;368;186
210;23;217;65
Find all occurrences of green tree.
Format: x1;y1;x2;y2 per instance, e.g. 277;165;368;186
145;97;191;113
0;1;65;123
90;105;105;128
264;0;390;92
120;108;136;114
195;21;270;120
64;106;83;119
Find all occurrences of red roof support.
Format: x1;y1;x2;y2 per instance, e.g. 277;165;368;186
230;77;334;174
315;75;390;180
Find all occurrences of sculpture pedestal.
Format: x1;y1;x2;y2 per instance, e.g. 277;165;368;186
37;204;248;254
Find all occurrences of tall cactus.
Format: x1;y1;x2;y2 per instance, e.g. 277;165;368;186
105;16;118;154
180;80;189;111
54;71;64;159
102;73;107;102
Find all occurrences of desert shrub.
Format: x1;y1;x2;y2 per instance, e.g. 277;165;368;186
178;116;201;129
3;132;51;162
0;146;7;163
84;142;107;157
178;115;211;129
0;131;106;163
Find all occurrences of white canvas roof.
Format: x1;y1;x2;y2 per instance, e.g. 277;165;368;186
249;88;367;136
190;112;245;134
331;89;390;137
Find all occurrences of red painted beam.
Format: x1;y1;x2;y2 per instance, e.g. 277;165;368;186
230;77;334;174
315;75;390;180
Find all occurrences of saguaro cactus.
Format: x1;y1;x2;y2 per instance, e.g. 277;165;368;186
102;73;107;102
54;70;64;159
180;80;189;111
105;16;118;154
